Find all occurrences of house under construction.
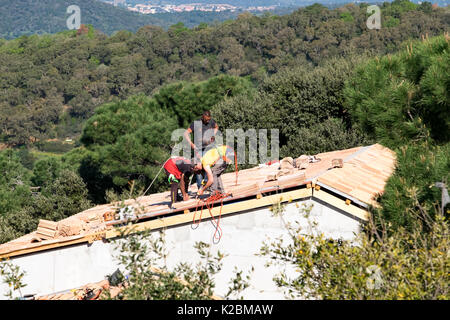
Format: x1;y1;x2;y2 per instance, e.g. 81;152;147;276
0;143;396;300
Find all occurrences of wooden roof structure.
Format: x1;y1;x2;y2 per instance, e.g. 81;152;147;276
0;144;396;259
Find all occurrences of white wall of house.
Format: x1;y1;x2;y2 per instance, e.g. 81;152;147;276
0;198;362;300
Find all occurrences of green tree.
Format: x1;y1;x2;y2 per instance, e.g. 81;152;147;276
280;118;373;157
344;35;449;234
0;149;32;216
372;142;449;234
25;169;91;223
79;95;178;202
152;74;254;128
260;203;449;300
213;55;372;158
345;35;450;148
31;157;62;187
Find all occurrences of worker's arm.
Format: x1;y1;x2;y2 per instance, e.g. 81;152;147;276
179;173;190;201
183;128;196;150
198;166;213;196
213;122;219;135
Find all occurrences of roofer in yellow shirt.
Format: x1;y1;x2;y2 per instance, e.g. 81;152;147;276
194;144;235;196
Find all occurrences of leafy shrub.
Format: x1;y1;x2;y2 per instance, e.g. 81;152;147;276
281;117;373;158
372;142;449;233
345;35;450;148
261;203;449;299
35;140;74;154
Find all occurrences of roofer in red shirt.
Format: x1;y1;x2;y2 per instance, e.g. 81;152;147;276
163;156;199;208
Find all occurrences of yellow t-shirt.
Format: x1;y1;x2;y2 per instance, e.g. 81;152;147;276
201;145;229;168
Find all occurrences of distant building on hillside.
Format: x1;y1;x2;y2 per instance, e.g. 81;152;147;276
113;0;126;6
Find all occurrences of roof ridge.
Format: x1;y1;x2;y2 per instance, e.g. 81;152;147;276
342;144;374;163
310;145;372;181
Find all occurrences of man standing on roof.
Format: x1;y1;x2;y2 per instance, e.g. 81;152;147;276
164;156;199;208
194;144;235;196
184;110;219;189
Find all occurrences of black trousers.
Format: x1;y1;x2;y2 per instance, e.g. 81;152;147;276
170;182;179;206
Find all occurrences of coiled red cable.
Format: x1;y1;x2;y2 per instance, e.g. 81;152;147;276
192;191;231;243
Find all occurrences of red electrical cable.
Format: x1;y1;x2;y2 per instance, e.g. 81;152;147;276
191;145;238;242
192;190;231;243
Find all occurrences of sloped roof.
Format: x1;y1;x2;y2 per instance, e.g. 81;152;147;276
0;144;396;258
315;144;396;206
33;279;118;300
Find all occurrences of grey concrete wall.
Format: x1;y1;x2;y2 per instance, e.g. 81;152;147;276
0;199;362;300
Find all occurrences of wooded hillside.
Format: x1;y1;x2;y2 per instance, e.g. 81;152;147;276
0;1;448;147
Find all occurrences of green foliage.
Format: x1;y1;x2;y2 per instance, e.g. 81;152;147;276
0;148;91;244
76;149;116;204
372;142;449;233
104;229;251;300
35;140;75;154
15;147;36;170
0;260;27;299
31;157;62;187
382;0;419;18
0;149;32;216
0;151;36;243
340;11;354;23
260;203;449;299
345;35;450;148
78;95;178;202
280;118;373;157
213;55;373;158
153;75;254;128
418;2;433;14
384;16;400;28
1;1;448;147
28;169;91;222
80;95;162;148
0;0;253;40
343;35;450;234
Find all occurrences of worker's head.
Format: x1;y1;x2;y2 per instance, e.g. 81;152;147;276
191;159;203;173
194;163;203;173
201;110;211;124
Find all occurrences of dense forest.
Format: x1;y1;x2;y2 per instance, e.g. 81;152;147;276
0;1;448;148
0;0;295;40
0;0;449;249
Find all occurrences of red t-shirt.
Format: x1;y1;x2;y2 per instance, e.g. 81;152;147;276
164;157;192;180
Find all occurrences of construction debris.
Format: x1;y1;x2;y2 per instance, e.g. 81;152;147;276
332;158;344;168
57;218;87;237
294;155;309;169
36;220;58;240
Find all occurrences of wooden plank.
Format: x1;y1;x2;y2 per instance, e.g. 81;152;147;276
106;188;313;239
36;228;57;239
172;199;200;210
35;234;53;241
312;188;369;222
228;183;260;198
277;173;306;189
261;180;279;189
0;235;87;259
